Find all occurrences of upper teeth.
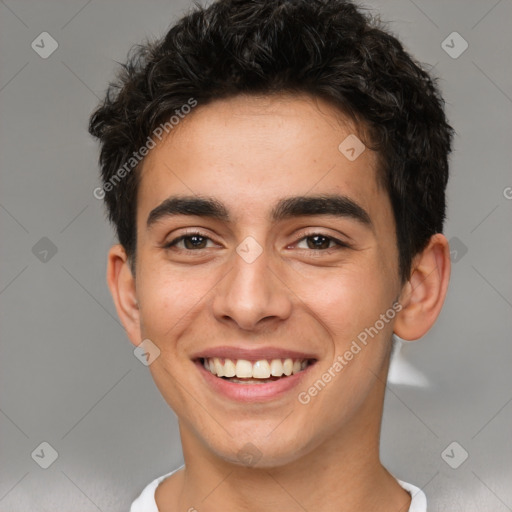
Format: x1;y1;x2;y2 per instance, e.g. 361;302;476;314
203;357;309;379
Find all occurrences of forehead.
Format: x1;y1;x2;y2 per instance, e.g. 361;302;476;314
137;93;390;229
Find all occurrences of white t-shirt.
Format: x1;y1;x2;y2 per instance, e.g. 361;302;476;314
130;465;427;511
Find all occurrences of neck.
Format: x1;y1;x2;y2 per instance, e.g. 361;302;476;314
157;363;411;511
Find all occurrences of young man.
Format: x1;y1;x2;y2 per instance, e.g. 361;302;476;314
89;0;453;510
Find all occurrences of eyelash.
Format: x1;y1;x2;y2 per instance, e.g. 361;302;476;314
162;230;351;253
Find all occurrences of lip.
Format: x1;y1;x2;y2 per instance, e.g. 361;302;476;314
190;345;318;362
194;357;317;402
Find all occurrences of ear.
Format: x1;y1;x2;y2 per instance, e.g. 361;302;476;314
394;233;451;341
106;244;141;347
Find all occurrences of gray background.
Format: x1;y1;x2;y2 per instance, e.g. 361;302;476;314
1;0;511;510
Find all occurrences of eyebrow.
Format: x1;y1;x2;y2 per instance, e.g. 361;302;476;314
146;194;373;230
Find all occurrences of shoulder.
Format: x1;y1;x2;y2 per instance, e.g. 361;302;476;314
396;479;427;512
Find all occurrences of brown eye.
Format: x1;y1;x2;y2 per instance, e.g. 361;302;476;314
305;235;332;250
164;233;214;250
182;235;208;249
294;233;351;253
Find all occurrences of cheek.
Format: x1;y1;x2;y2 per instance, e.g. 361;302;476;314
292;260;394;342
137;265;208;343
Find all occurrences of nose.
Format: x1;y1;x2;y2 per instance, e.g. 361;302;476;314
212;247;293;331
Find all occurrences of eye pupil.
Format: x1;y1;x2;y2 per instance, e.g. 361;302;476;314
184;235;207;249
307;235;330;250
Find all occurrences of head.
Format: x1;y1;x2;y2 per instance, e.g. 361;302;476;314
89;0;452;468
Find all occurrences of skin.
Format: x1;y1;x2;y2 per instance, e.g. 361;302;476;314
107;93;451;511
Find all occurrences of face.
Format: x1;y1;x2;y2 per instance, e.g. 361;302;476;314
131;93;403;467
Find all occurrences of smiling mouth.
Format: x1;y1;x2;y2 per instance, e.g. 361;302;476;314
199;357;316;384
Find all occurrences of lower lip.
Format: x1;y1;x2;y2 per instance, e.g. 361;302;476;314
195;359;315;402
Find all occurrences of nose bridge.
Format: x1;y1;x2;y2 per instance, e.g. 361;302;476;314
213;242;291;329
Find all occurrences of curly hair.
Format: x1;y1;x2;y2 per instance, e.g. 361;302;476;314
89;0;453;282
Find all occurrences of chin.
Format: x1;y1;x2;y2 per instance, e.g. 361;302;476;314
202;427;314;469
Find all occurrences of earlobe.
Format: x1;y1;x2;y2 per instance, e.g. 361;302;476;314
394;233;451;341
106;244;141;346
